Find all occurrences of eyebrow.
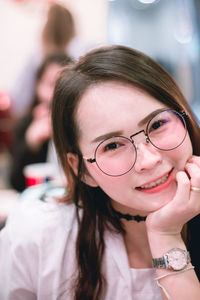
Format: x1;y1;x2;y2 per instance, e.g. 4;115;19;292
91;131;123;143
91;108;166;143
138;108;166;126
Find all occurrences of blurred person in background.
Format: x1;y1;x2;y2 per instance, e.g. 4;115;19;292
9;52;72;192
9;1;93;117
0;92;13;151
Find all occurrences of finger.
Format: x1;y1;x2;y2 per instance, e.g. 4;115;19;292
187;155;200;168
184;163;200;215
185;162;200;188
174;171;200;225
174;171;190;204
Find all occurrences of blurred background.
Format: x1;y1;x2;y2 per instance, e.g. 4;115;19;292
0;0;200;193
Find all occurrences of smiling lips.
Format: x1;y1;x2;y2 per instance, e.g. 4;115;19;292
136;169;173;193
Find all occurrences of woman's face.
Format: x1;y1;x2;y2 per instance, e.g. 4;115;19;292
76;81;193;215
36;63;61;105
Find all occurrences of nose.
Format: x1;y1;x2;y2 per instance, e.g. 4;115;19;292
134;142;162;172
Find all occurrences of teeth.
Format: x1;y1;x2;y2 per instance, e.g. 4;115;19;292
140;174;169;189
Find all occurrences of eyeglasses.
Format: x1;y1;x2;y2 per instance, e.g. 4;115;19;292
83;109;187;176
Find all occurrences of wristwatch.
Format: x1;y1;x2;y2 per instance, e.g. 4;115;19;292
152;248;191;271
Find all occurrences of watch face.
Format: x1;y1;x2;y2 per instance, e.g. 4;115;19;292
167;249;187;271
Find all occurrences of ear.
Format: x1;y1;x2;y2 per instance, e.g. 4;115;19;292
67;152;98;187
67;152;79;176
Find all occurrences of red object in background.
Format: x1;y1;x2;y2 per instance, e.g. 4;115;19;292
25;175;53;187
25;176;44;187
0;92;13;150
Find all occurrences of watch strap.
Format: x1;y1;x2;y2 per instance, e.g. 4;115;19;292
152;248;191;270
152;256;166;268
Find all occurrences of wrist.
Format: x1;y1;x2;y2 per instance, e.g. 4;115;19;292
147;232;187;258
152;248;191;271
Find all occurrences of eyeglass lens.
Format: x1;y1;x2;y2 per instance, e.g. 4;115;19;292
94;110;186;176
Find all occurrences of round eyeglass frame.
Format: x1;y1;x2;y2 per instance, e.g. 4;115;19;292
83;109;187;176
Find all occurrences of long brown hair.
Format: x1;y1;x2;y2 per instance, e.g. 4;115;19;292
52;45;200;299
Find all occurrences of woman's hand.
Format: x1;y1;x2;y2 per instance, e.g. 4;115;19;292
146;155;200;300
146;155;200;236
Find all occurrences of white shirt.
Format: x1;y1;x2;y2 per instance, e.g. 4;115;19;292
0;184;162;300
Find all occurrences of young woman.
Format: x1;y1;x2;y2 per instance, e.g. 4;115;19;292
9;52;72;191
0;45;200;300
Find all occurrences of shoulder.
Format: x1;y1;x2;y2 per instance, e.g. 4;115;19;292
5;184;77;245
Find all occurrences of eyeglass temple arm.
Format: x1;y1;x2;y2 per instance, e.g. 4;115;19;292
180;111;187;118
82;157;96;163
87;158;96;163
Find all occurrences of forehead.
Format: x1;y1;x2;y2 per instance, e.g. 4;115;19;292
76;81;164;144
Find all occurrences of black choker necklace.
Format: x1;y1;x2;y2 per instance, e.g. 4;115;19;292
114;210;147;222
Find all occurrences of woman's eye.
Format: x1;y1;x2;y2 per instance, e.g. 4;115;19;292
150;118;169;132
104;142;120;151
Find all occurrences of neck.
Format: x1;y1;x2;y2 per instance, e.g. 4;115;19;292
110;203;151;267
110;203;152;267
123;223;152;268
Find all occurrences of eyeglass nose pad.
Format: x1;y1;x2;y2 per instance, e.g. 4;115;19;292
146;136;150;144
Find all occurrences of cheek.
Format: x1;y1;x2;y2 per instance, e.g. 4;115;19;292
87;164;130;197
167;134;193;167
